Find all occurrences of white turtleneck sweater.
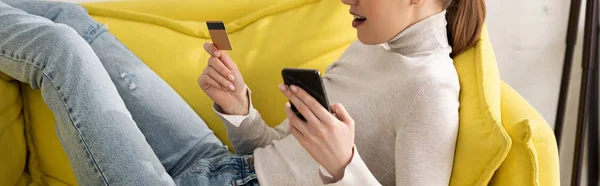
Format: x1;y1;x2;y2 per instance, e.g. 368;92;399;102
214;10;460;186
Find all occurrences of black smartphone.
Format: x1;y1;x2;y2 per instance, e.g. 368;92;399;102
281;68;331;121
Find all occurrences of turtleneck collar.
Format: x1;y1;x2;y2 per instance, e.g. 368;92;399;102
380;10;450;56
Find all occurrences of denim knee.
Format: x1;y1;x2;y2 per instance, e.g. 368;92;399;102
29;24;91;64
10;23;100;89
4;1;88;18
6;1;106;44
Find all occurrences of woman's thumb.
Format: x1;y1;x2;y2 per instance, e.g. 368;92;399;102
332;103;353;125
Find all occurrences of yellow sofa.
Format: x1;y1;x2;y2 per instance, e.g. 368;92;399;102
0;0;559;185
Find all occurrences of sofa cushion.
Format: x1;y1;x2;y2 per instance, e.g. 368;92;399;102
449;27;512;186
491;81;560;186
83;0;282;23
21;87;77;186
82;0;354;151
0;73;29;186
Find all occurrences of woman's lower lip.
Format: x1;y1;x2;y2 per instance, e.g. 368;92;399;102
352;20;365;28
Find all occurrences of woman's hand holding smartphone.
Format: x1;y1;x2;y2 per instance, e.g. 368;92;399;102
198;42;249;115
279;69;356;181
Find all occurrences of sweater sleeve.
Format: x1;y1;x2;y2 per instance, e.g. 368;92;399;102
213;88;289;154
318;146;381;185
394;78;459;185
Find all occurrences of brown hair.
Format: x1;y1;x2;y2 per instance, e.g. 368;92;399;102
441;0;486;57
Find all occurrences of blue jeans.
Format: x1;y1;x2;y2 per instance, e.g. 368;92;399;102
0;1;258;185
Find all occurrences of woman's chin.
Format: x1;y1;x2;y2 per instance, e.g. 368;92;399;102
357;32;389;45
356;35;374;45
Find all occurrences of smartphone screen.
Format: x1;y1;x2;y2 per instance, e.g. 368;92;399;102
281;68;331;121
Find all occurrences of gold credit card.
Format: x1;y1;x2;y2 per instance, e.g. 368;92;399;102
206;21;233;50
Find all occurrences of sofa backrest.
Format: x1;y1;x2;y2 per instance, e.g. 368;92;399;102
450;26;512;186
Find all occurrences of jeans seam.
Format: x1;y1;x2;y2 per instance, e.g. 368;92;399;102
84;23;107;44
0;49;43;68
0;50;111;185
43;72;111;185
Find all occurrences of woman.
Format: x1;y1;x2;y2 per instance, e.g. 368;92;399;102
0;0;484;185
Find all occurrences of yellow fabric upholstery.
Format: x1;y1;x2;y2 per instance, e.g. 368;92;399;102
491;81;560;186
450;27;560;185
80;0;355;148
451;28;560;185
0;0;559;185
21;88;77;186
450;27;512;186
83;0;282;23
0;74;29;186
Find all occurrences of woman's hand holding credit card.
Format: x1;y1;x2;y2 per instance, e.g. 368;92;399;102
198;21;249;115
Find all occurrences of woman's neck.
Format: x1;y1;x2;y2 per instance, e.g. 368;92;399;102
380;10;450;56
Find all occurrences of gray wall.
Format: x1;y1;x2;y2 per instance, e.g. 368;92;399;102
488;0;596;185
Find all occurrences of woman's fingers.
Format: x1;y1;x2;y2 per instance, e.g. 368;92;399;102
289;124;304;141
285;103;307;139
289;85;335;124
217;51;238;71
204;42;241;88
203;42;221;57
203;42;238;70
280;85;320;125
331;103;354;126
205;66;235;91
198;74;224;91
208;56;235;81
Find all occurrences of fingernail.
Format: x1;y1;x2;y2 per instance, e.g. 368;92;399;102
290;85;298;93
279;84;287;91
285;102;291;107
228;74;235;81
214;51;220;57
228;84;235;91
